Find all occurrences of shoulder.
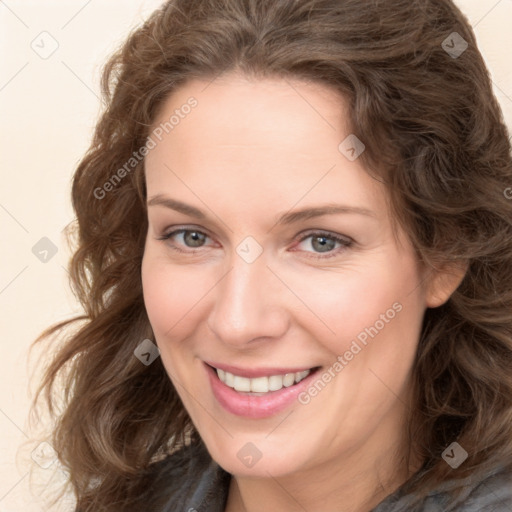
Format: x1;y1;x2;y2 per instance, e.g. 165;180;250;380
373;465;512;512
451;466;512;511
133;439;231;512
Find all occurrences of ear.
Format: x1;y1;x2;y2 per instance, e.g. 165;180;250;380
425;260;468;309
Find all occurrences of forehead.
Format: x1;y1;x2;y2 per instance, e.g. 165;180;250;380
151;72;350;151
144;73;387;218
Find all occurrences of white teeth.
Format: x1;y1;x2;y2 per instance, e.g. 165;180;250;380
268;375;283;391
233;376;251;392
225;371;234;387
250;376;269;393
283;373;295;387
215;368;312;393
296;370;310;382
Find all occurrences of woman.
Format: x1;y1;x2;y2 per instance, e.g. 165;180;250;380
33;0;512;510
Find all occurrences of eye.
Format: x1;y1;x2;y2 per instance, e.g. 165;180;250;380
293;231;353;259
157;228;212;253
156;227;353;259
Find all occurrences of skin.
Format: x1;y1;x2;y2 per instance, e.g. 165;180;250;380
141;72;466;512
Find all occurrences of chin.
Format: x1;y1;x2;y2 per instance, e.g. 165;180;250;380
201;432;313;478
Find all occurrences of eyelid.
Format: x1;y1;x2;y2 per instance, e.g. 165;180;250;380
293;228;353;245
156;226;215;247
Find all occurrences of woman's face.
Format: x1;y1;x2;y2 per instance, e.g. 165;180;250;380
141;73;443;479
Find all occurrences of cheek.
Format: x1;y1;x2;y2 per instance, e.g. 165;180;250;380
289;252;422;356
141;256;201;392
141;250;218;352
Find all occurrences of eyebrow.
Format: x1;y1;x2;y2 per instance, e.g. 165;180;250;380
146;195;376;225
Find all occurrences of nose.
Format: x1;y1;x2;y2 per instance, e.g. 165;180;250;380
207;252;289;348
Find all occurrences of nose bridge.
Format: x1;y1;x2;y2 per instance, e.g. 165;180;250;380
207;250;287;345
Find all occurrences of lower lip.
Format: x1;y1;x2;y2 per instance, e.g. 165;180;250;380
205;363;319;419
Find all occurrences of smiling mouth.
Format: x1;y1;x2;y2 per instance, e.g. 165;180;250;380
208;364;320;394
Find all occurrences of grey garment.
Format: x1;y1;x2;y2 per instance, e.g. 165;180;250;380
117;440;512;511
372;464;512;512
132;440;231;511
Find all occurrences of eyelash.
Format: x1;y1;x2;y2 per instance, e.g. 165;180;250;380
156;227;353;259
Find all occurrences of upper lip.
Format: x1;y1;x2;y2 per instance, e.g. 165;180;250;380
204;361;318;378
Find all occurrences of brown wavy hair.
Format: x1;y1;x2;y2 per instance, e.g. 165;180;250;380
31;0;512;510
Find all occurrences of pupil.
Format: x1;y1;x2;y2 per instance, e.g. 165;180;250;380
185;231;205;247
312;236;335;253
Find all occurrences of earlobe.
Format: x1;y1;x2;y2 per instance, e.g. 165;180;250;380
425;260;469;308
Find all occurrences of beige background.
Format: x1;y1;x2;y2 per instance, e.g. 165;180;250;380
1;1;511;510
